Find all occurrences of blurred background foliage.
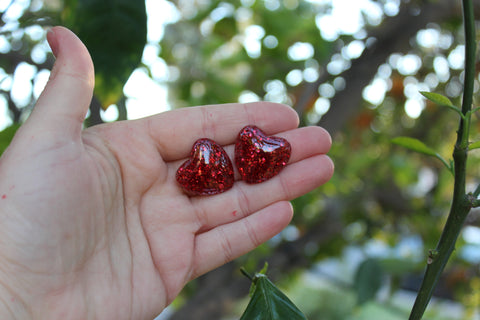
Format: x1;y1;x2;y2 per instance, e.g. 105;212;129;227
1;0;480;319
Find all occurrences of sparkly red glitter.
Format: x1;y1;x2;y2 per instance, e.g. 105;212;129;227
235;125;291;184
176;138;234;196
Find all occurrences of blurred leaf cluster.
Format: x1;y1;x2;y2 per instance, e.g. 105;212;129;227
62;0;147;108
161;0;331;107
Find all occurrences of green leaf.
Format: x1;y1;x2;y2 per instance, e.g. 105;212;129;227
379;257;421;276
353;258;384;305
0;124;20;156
469;140;480;150
258;261;269;275
420;91;455;107
392;136;452;173
63;0;147;109
391;136;438;157
420;91;462;117
240;272;307;320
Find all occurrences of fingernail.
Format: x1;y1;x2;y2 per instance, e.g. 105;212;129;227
288;201;294;213
46;27;59;57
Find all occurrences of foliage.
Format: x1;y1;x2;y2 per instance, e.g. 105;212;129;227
0;123;20;155
391;136;453;174
160;0;332;108
239;264;307;320
62;0;147;109
2;0;480;319
353;258;384;305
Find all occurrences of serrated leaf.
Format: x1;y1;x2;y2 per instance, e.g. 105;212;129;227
420;91;455;107
391;136;438;157
353;258;384;305
240;274;307;320
63;0;147;109
469;141;480;150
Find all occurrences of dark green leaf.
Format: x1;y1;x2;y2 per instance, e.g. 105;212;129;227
213;16;237;40
420;91;455;108
0;124;20;156
63;0;147;109
353;258;384;305
379;257;420;276
391;136;438;157
240;274;307;320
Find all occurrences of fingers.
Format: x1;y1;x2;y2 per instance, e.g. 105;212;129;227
222;126;331;175
144;102;299;161
24;26;94;141
191;154;333;231
171;125;332;230
191;201;294;279
188;129;333;278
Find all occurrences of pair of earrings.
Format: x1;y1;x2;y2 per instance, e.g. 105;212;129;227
176;125;292;196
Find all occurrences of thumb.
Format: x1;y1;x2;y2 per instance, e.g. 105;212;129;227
25;26;94;141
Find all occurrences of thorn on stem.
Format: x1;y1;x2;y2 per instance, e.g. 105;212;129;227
427;249;439;264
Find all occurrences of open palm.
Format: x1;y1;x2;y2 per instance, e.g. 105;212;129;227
0;27;333;319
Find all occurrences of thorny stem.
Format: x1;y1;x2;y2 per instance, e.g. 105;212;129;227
409;0;476;319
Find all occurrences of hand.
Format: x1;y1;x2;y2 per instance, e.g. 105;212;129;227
0;27;333;319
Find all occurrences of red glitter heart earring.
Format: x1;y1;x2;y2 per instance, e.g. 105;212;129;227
176;138;234;196
235;125;291;184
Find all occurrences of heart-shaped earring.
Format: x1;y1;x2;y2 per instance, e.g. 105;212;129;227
176;138;234;195
235;125;291;184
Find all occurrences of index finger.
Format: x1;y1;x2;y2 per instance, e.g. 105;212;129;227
141;102;299;161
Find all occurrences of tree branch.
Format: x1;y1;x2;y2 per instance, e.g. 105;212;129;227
408;0;476;318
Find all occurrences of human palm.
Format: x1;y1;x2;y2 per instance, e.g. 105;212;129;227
0;27;333;319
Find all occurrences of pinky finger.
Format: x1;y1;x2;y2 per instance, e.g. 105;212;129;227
190;201;293;280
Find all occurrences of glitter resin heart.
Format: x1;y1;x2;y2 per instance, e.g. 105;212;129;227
176;138;234;196
235;125;291;184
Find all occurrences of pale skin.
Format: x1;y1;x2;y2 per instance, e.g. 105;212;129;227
0;27;334;319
